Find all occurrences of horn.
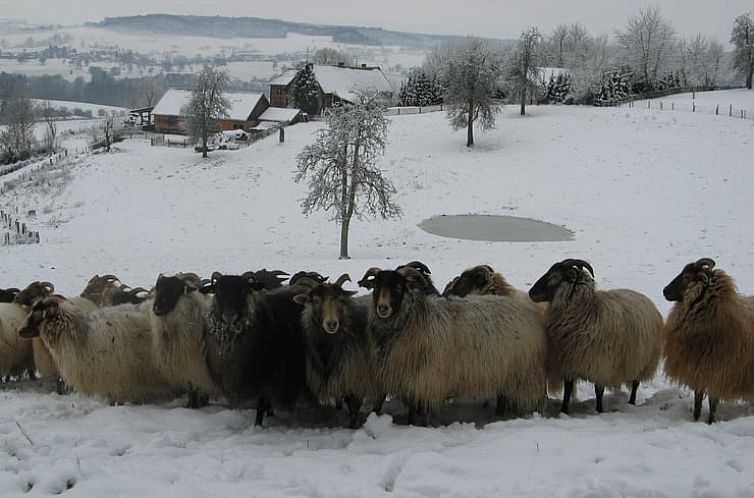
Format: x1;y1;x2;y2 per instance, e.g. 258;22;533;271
357;267;382;289
400;267;430;288
100;274;120;282
40;281;55;293
129;287;149;295
561;258;594;277
334;273;351;287
402;261;431;275
695;258;716;270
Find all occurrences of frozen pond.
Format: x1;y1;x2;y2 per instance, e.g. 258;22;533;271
420;214;574;242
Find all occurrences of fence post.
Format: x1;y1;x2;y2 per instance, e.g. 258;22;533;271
742;110;745;119
671;103;674;111
15;221;20;233
660;102;663;110
4;233;9;245
21;223;26;235
647;100;651;109
716;104;719;115
730;104;732;116
693;103;695;112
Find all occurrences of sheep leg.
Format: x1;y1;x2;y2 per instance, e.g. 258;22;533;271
561;378;574;414
693;390;704;421
373;394;386;415
707;397;718;425
629;380;640;405
495;395;509;416
187;389;209;409
255;395;270;426
345;395;362;429
55;377;67;395
595;384;605;413
27;368;37;381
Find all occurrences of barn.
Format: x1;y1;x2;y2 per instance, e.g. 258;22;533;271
269;63;393;114
152;89;270;134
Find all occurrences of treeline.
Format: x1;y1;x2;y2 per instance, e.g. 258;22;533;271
0;69;269;112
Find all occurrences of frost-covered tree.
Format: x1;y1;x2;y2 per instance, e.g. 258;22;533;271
508;27;542;115
731;13;754;89
312;48;353;66
616;6;675;94
0;93;35;162
443;37;502;147
398;68;443;107
295;91;400;259
181;67;230;158
38;100;58;153
294;63;320;115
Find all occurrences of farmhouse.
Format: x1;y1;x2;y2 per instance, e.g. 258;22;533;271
152;89;270;134
269;63;393;113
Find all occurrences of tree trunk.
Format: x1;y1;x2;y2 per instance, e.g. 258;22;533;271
747;68;753;89
202;133;208;158
466;108;474;147
520;86;527;116
339;215;351;259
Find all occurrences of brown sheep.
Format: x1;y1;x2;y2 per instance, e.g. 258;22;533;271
663;258;754;423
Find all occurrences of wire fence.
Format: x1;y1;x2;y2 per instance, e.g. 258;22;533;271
1;209;40;246
617;98;754;122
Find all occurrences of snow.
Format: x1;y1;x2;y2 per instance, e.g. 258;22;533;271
2;91;754;496
270;69;299;87
312;65;394;102
259;107;301;122
646;88;754;116
152;89;266;121
31;99;128;115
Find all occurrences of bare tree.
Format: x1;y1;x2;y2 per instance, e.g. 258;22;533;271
549;24;569;67
443;37;502;147
731;13;754;89
0;94;35;161
509;27;542;115
38;100;58;153
311;48;353;66
142;77;164;107
295;91;400;259
617;6;675;94
181;67;230;158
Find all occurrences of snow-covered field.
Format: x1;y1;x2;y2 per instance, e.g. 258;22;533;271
645;88;754;117
2;91;754;496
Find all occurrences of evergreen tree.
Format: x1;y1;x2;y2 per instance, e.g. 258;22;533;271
294;63;320;115
731;13;754;89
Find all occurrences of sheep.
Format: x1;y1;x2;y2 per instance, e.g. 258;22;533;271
13;281;57;385
242;269;290;290
0;281;58;382
79;274;123;307
112;287;151;306
18;295;172;404
529;258;663;414
0;287;20;303
293;273;384;428
205;272;307;425
359;266;547;425
663;258;754;424
150;273;216;408
289;270;329;289
395;261;440;295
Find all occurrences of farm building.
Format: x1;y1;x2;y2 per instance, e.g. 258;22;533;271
269;63;393;113
152;89;270;134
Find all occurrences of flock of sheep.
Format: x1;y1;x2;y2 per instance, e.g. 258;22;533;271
1;257;752;427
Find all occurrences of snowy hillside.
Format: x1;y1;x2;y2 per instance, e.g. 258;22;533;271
2;92;754;496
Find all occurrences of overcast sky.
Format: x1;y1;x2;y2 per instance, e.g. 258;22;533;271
3;0;750;44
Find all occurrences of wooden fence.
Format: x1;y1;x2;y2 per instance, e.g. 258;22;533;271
1;209;40;246
385;105;445;116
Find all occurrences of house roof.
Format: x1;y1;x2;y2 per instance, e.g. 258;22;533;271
268;64;394;103
259;107;301;122
153;89;267;121
313;65;393;103
270;69;298;87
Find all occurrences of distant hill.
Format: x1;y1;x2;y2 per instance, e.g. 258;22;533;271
91;14;472;48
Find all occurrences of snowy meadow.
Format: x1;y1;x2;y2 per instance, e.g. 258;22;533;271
2;92;754;497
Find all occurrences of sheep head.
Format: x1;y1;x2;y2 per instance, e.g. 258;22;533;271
152;274;200;315
293;274;356;334
211;272;264;328
367;267;429;319
663;258;717;302
80;274;121;307
442;264;495;297
529;258;595;303
13;281;54;306
289;270;328;289
18;295;66;339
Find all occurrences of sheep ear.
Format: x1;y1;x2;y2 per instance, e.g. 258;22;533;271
564;267;579;282
211;271;223;285
698;272;710;285
358;277;375;289
293;293;309;305
199;284;214;294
